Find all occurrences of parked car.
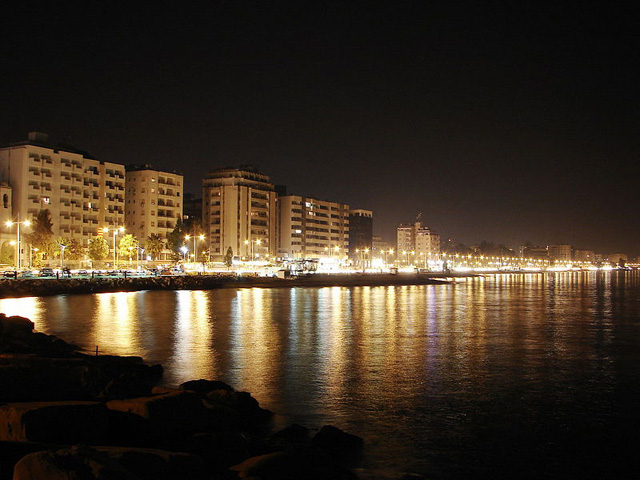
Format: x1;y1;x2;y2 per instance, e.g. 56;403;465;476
77;269;89;277
19;270;36;278
39;267;55;277
3;270;17;278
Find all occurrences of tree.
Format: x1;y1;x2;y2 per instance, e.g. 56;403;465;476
224;247;234;269
166;218;186;260
118;234;139;265
145;233;165;260
88;236;109;265
65;239;85;261
25;209;55;258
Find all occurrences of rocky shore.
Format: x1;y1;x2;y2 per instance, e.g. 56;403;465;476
0;273;454;299
0;313;367;479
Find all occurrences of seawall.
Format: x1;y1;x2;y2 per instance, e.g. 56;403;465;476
0;273;457;298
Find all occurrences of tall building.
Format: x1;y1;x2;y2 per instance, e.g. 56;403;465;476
278;195;350;260
574;249;595;263
125;164;183;248
396;218;440;265
348;209;373;260
0;132;125;254
202;166;277;259
548;244;572;262
183;193;203;224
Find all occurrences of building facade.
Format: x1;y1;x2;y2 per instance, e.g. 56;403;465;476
278;195;350;260
348;209;373;260
125;164;183;247
548;244;573;262
0;133;125;261
574;249;595;263
396;220;440;265
202;166;277;260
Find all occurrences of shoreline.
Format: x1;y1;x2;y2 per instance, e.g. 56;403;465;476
0;313;367;479
0;272;473;298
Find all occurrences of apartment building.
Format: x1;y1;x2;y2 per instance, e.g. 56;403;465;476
548;244;573;262
125;164;183;245
396;219;440;264
278;194;350;260
348;209;373;260
0;133;125;250
202;166;277;259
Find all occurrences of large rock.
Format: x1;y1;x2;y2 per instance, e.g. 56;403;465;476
12;445;140;480
0;441;53;480
180;379;233;394
205;388;272;425
311;425;364;466
185;431;251;471
0;401;110;444
0;314;34;338
107;391;208;433
0;358;91;401
94;446;207;480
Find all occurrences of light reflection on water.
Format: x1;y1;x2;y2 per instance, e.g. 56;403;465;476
1;272;639;479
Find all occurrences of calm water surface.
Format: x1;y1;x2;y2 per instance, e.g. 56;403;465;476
2;272;639;479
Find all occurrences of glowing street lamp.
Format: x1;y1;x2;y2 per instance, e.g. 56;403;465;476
244;238;262;262
104;226;125;268
5;219;31;270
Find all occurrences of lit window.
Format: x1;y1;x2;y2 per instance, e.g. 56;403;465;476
42;197;50;204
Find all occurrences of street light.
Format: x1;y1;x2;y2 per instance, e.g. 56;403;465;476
180;245;188;262
5;219;31;270
104;226;125;269
185;234;205;264
244;238;262;262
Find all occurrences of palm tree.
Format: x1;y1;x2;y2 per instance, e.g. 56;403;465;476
145;233;165;261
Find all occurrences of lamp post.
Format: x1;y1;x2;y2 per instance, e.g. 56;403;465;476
180;245;188;262
59;244;67;270
244;238;262;262
104;226;124;269
30;247;38;269
5;219;31;270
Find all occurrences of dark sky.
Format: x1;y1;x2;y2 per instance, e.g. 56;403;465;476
1;2;638;256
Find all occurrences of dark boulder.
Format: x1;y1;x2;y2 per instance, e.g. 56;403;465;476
0;314;34;338
12;445;141;480
311;425;364;467
180;379;234;394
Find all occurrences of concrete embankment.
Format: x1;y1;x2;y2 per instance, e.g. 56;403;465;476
0;273;458;298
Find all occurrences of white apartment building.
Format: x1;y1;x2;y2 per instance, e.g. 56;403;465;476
125;164;183;246
278;195;350;260
0;133;125;256
396;220;440;265
202;166;277;259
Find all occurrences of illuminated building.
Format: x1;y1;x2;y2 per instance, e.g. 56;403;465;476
0;132;125;249
607;253;628;265
548;244;573;262
202;166;277;259
278;194;349;260
348;209;373;261
521;245;549;261
397;218;440;264
0;182;13;262
574;249;595;263
125;164;183;255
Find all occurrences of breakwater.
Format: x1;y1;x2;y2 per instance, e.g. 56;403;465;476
0;273;456;298
0;313;366;479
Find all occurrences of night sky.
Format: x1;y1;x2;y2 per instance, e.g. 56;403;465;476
1;2;638;256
